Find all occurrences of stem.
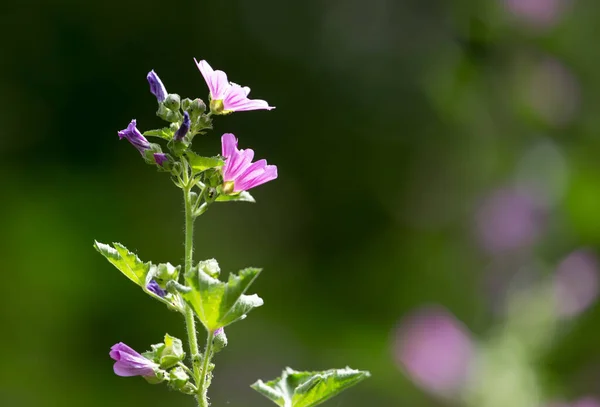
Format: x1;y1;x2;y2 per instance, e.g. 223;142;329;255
183;169;203;405
181;158;214;407
197;329;215;407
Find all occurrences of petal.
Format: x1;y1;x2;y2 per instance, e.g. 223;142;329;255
243;86;251;96
223;86;275;111
221;133;238;157
195;59;231;100
110;342;136;360
113;361;154;377
223;148;255;182
235;164;277;192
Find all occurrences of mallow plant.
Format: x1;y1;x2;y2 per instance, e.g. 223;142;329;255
95;58;370;407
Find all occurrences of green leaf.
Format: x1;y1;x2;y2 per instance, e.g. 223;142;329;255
144;127;174;140
216;191;256;203
94;241;150;287
187;151;224;171
182;265;263;330
251;367;370;407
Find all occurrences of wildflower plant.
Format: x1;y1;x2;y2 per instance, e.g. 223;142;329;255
95;59;370;407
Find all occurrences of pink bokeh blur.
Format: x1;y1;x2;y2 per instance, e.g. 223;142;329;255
393;306;474;398
554;250;599;318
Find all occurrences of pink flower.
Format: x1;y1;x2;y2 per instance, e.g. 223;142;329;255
195;59;275;114
221;133;277;193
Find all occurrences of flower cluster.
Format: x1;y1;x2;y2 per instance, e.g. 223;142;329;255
116;58;277;195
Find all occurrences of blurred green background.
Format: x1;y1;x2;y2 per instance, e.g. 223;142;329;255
2;0;600;406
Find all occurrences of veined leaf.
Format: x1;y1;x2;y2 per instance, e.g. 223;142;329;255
94;241;150;287
144;127;174;140
251;367;370;407
182;265;263;330
187;151;224;171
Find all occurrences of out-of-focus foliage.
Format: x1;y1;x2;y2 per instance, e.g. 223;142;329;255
1;0;600;406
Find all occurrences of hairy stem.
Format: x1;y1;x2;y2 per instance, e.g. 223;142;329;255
183;174;202;405
197;329;215;407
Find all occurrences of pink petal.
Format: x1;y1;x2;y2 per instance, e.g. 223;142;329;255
195;59;230;100
235;165;278;192
221;133;239;157
223;85;274;112
224;148;254;182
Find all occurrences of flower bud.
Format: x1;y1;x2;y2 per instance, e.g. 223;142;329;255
212;328;228;353
174;111;191;141
156;262;180;282
153;153;168;167
147;70;167;103
189;98;206;115
156;104;181;123
181;98;193;111
197;259;220;278
147;280;167;297
168;366;189;390
110;342;160;378
159;334;186;369
164;94;181;110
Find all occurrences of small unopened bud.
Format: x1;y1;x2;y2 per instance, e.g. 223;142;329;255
212;328;228;353
164;93;181;110
189;98;206;115
181;98;193;111
197;259;220;278
169;366;190;390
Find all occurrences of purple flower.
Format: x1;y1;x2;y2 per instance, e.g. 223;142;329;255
214;327;224;336
221;133;277;193
174;111;191;141
147;70;167;102
118;120;151;155
195;59;275;113
147;279;167;297
109;342;158;377
153;153;168;167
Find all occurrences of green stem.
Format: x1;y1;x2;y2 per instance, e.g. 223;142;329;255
197;329;215;407
183;174;203;405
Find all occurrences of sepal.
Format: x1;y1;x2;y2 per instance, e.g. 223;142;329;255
215;190;255;203
251;367;370;407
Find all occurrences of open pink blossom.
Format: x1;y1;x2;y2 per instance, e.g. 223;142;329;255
195;59;275;114
221;133;277;193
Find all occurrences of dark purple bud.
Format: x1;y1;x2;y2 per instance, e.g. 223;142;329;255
173;111;191;141
147;279;167;297
118;120;151;154
147;70;167;103
153;153;168;167
110;342;158;377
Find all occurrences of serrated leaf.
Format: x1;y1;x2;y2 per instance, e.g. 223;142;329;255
143;127;174;140
187;151;224;171
94;241;150;287
182;266;263;330
251;367;370;407
216;191;256;203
